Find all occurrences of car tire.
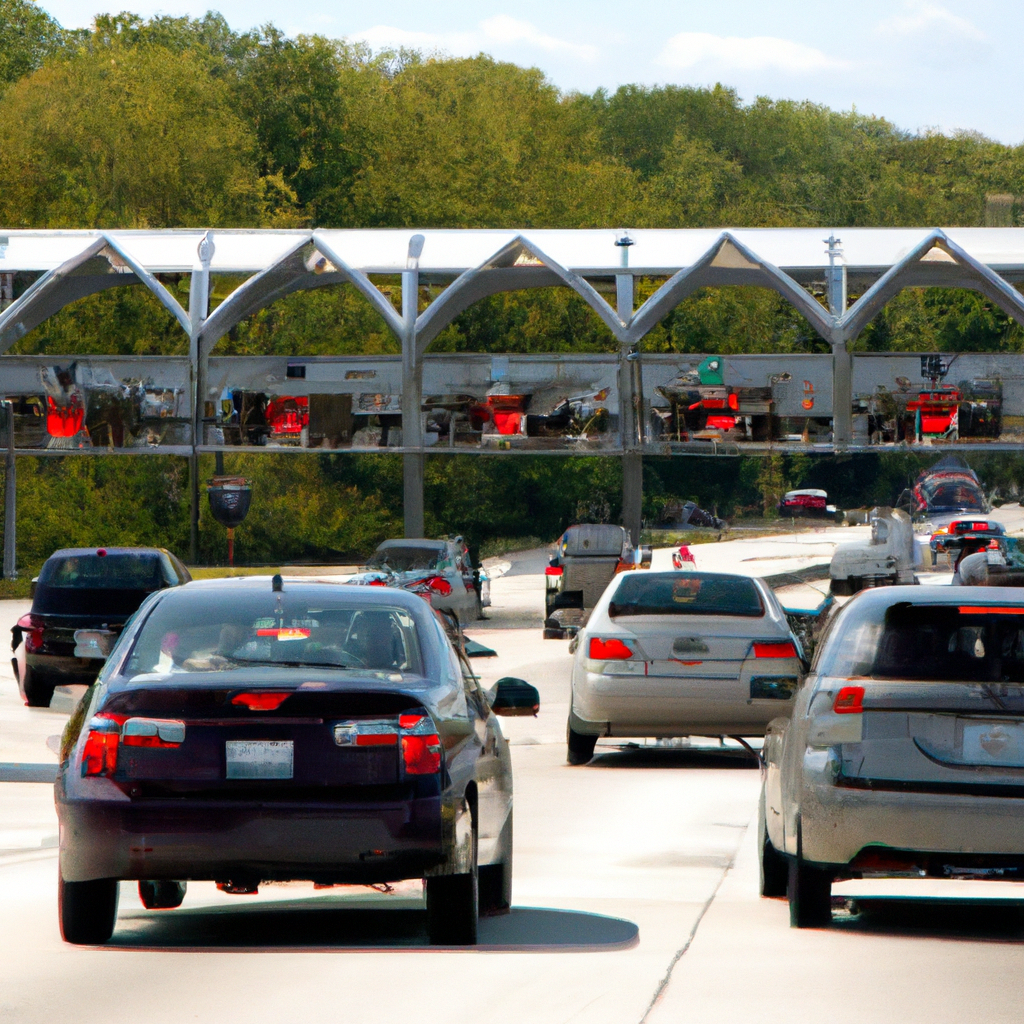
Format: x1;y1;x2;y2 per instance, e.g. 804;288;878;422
138;880;187;910
426;865;479;945
479;811;512;917
760;834;789;898
787;857;832;928
22;668;55;708
59;873;119;945
566;723;597;765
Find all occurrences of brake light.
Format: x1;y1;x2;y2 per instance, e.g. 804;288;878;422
833;686;865;714
957;606;1024;616
402;734;442;774
399;713;425;729
231;691;292;711
356;732;398;746
16;613;44;653
81;713;125;777
972;522;990;532
544;566;563;576
255;628;311;641
753;641;798;659
588;637;633;660
121;718;185;748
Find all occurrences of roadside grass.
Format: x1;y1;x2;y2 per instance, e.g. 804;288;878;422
0;577;34;600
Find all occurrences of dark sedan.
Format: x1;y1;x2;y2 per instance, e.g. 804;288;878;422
12;547;191;707
56;577;534;946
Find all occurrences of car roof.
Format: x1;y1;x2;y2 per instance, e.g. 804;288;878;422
48;547;169;558
850;584;1024;609
172;575;427;609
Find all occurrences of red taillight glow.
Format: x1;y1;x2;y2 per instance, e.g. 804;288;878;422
588;637;633;660
958;606;1024;616
399;713;425;729
17;613;44;653
81;714;125;777
121;718;185;748
753;641;798;659
355;733;398;746
544;566;563;576
833;685;865;715
231;691;292;711
402;734;442;774
255;628;311;640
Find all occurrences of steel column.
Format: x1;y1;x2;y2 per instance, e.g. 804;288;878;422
617;273;642;545
3;401;15;578
188;233;214;562
402;236;425;538
832;342;853;449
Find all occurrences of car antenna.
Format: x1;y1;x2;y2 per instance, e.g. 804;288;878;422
272;574;283;592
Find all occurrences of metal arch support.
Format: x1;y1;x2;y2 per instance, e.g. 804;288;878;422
196;234;406;359
836;229;1024;344
624;231;837;347
0;233;191;353
413;234;627;356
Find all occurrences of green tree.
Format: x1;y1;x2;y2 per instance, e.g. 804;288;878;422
0;0;68;90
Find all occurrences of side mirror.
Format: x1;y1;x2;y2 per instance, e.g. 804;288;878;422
74;629;116;660
490;677;540;717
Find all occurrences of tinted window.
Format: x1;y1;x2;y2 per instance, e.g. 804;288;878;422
817;599;1024;682
40;553;165;589
124;590;423;678
34;553;169;617
609;572;764;618
367;545;442;572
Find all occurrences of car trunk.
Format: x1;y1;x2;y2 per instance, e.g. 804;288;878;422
835;682;1024;794
35;585;153;656
101;683;433;798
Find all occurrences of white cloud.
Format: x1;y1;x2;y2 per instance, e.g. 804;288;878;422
877;1;986;41
352;17;597;61
480;15;598;61
656;32;849;74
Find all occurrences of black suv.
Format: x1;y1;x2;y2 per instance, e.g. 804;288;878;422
12;547;191;707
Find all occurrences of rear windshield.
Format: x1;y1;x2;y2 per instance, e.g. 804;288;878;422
817;600;1024;682
40;553;170;589
34;553;173;616
366;545;442;572
124;590;423;679
609;572;764;618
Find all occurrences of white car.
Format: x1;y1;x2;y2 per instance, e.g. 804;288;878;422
566;570;805;764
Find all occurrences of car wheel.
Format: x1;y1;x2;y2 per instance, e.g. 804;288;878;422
566;723;597;765
59;873;119;945
22;668;55;708
787;857;833;928
760;834;789;898
479;811;512;917
138;880;187;909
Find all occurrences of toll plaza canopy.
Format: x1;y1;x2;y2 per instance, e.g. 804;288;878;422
2;225;1024;543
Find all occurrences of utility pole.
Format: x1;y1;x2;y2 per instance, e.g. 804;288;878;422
188;231;215;563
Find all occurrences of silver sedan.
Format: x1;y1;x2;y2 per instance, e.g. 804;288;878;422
566;570;805;764
762;585;1024;927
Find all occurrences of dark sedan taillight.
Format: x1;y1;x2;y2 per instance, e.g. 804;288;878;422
82;714;185;775
81;713;125;777
16;613;44;653
399;714;442;775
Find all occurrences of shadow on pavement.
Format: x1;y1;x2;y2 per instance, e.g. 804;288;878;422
588;747;758;770
108;899;640;952
836;897;1024;942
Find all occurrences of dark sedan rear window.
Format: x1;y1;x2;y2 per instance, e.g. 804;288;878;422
609;573;764;618
818;600;1024;682
124;590;423;678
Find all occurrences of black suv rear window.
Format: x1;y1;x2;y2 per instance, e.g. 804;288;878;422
40;554;168;589
609;572;764;618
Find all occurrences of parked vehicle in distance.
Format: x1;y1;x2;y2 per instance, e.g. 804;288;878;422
56;576;537;946
779;489;837;518
761;585;1024;927
350;537;489;624
929;516;1005;557
11;547;190;707
544;524;652;639
566;570;804;764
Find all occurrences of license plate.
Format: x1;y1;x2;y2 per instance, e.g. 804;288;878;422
962;720;1024;767
225;740;294;779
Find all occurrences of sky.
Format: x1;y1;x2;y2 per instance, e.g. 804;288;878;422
36;0;1024;144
